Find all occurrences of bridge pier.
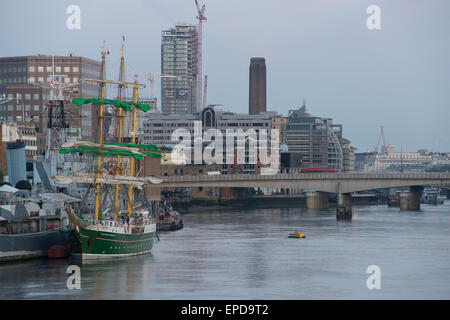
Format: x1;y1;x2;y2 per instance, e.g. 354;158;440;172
337;193;352;219
305;191;328;210
399;186;423;211
387;188;400;207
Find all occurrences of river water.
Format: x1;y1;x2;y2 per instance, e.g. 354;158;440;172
0;202;449;300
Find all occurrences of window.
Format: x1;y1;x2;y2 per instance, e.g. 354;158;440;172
16;115;22;122
25;94;31;100
33;94;39;100
73;77;78;83
28;77;35;83
29;66;35;72
16;105;22;111
55;66;61;72
25;105;31;111
34;105;39;111
7;105;13;111
16;93;22;100
37;77;44;83
64;78;70;83
73;66;79;72
64;67;70;72
37;66;44;72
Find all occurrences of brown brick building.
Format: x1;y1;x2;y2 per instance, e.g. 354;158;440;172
0;55;101;154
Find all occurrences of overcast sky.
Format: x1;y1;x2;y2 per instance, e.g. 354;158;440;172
1;0;449;152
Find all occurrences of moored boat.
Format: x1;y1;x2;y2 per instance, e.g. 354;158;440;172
158;202;183;231
55;40;163;260
0;187;75;263
421;187;445;205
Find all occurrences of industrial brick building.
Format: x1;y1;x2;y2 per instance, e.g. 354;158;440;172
0;55;101;154
249;57;267;115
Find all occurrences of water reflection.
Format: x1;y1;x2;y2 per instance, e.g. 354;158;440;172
0;202;449;299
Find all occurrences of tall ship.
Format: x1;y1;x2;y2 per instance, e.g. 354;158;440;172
54;41;163;259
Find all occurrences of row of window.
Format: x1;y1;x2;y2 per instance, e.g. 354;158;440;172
27;76;78;84
5;93;41;100
1;105;43;111
0;77;78;84
2;115;40;122
0;66;79;74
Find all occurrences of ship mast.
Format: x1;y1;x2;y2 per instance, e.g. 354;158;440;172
127;81;139;217
94;42;107;222
114;37;126;221
62;41;150;223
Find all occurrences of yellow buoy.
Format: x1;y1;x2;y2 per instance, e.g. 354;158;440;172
289;232;305;238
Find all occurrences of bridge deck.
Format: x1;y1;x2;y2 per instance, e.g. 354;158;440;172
153;172;450;194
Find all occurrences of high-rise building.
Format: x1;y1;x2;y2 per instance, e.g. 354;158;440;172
249;57;266;115
161;24;198;115
0;55;101;154
285;104;349;172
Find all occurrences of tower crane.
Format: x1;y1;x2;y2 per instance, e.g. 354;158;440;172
146;72;181;99
194;0;207;112
202;75;208;110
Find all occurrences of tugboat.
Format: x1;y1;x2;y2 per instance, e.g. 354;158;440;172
158;201;183;231
421;187;445;205
54;40;164;259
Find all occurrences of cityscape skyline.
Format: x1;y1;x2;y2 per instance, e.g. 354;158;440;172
0;0;449;152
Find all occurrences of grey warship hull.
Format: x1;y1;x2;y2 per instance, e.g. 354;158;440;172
0;229;71;263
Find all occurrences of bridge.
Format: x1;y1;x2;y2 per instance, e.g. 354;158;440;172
151;172;450;219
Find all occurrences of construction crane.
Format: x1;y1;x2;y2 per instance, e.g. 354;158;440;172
194;0;207;112
128;72;183;112
364;126;388;171
374;125;387;154
202;75;208;110
146;72;181;99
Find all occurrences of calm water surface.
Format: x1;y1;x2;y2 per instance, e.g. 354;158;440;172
1;202;449;299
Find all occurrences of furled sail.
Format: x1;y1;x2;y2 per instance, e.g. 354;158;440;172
58;140;162;160
54;173;164;189
71;98;153;112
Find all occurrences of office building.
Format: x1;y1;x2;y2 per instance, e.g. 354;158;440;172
285;104;352;172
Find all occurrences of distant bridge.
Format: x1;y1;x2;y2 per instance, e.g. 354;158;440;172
152;172;450;218
156;172;450;194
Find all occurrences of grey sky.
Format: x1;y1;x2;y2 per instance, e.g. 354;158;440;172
1;0;449;152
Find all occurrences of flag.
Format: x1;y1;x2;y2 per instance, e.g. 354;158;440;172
50;78;56;88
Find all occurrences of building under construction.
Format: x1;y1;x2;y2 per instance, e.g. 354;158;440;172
161;24;198;115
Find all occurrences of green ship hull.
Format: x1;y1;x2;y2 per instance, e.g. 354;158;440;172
71;227;155;259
